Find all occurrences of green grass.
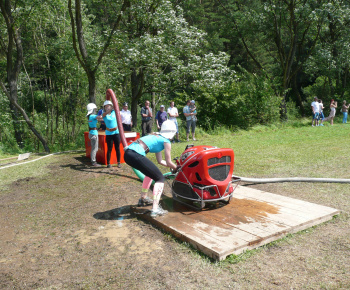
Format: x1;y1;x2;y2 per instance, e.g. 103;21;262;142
169;121;350;178
3;121;349;190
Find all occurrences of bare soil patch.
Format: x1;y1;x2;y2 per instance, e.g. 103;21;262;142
0;153;349;289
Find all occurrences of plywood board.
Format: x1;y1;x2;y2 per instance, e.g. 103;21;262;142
131;185;339;261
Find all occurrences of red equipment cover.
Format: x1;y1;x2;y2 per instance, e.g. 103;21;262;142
174;145;234;200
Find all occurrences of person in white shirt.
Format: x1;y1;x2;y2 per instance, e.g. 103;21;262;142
318;99;325;123
311;97;320;127
167;101;180;142
120;102;133;131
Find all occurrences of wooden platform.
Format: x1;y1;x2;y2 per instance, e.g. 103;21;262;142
132;185;340;261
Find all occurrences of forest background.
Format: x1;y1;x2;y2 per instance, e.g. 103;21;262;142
1;0;349;154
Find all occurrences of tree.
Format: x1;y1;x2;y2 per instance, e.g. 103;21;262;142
0;0;50;152
68;0;129;104
179;0;328;119
305;1;350;102
109;0;231;127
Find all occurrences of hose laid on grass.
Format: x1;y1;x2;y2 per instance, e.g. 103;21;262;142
0;150;85;170
2;151;350;184
232;175;350;184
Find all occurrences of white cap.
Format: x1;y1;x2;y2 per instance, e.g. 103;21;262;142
160;120;177;140
103;100;113;107
190;100;195;104
160;105;165;108
86;103;97;116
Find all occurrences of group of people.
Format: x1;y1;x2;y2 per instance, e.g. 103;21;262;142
86;100;122;168
155;100;197;142
311;97;349;126
85;99;195;218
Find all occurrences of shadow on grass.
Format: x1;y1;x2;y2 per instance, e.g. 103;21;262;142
59;156;140;181
93;205;134;220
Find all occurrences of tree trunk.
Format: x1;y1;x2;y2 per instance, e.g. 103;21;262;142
130;68;145;128
1;81;50;152
0;0;50;152
292;74;305;116
12;100;51;153
87;72;96;104
9;101;24;147
68;0;128;105
280;94;288;121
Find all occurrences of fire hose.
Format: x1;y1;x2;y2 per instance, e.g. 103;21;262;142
106;89;164;181
232;175;350;184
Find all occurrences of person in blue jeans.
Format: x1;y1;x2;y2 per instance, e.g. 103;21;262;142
86;103;101;167
183;100;197;141
124;120;179;218
341;100;349;123
155;105;167;131
98;100;121;168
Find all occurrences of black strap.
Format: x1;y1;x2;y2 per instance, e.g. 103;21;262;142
136;139;150;154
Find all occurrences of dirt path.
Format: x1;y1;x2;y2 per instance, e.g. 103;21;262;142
1;154;349;289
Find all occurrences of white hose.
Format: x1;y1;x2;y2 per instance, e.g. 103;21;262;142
0;150;85;170
2;152;350;184
232;175;350;184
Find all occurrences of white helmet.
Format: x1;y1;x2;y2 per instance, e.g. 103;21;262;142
103;100;113;107
160;120;177;140
86;103;97;116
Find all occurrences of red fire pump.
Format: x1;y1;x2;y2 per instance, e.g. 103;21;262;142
170;145;240;209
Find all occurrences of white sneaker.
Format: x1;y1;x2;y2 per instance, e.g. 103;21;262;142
150;205;168;218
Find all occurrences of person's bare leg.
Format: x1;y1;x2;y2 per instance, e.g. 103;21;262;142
141;176;152;199
152;182;164;210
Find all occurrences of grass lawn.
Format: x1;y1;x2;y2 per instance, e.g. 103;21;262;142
0;119;349;289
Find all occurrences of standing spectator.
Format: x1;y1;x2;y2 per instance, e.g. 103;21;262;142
318;99;325;124
120;102;133;131
98;100;121;168
189;100;197;115
321;99;337;126
341;100;349;123
141;100;153;137
156;105;168;132
311;97;320;127
86;103;101;167
167;101;180;142
183;99;197;141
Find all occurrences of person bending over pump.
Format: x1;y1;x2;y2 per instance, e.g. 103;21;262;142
124;120;180;218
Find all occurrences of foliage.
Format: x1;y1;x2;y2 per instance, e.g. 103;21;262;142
1;0;350;152
186;68;281;130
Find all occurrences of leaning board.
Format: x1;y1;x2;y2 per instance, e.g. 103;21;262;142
132;185;340;261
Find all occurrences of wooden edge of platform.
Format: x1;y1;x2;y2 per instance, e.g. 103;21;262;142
130;206;341;261
131;206;222;260
218;210;340;261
